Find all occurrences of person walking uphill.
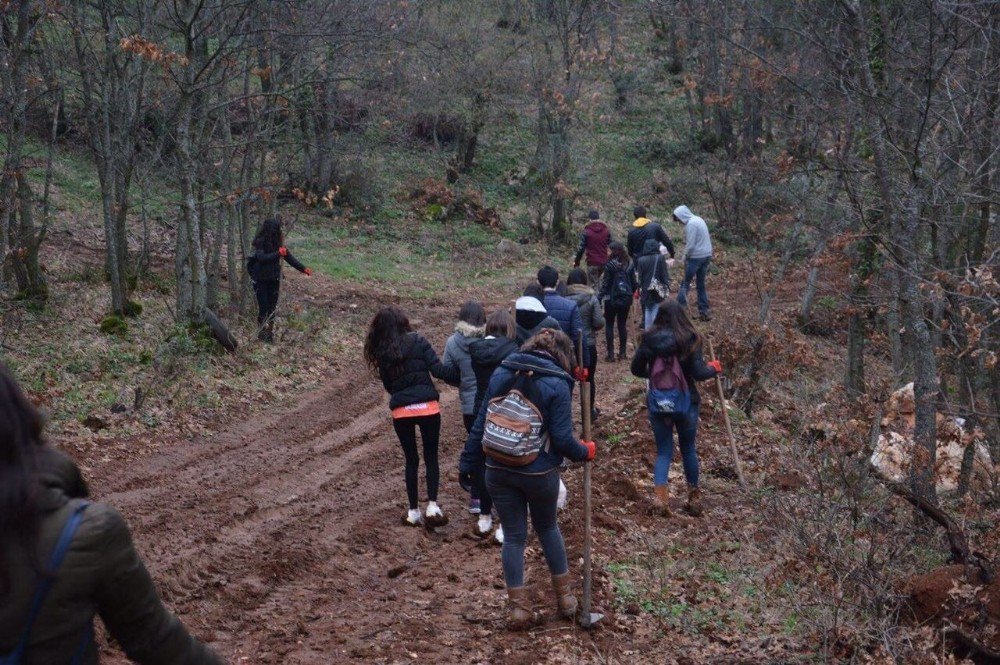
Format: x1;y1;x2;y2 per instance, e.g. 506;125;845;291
364;306;460;527
247;216;312;342
599;241;637;361
626;206;675;261
443;301;486;515
636;238;671;329
536;266;588;369
673;204;714;321
573;210;611;285
514;294;561;346
0;363;222;665
629;301;721;517
460;329;596;629
565;268;605;421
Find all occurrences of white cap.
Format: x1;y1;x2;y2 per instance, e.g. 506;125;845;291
515;296;546;313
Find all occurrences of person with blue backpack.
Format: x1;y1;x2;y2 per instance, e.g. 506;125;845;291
598;241;637;361
629;301;721;517
0;363;221;664
460;328;596;629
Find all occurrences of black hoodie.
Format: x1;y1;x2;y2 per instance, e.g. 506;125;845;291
469;335;520;416
635;238;670;307
514;310;560;346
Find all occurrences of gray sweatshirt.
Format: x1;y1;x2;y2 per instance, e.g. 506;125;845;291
673;205;713;260
443;321;485;415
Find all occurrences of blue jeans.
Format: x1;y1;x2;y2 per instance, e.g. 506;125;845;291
643;301;661;328
648;403;700;487
677;256;711;315
486;467;568;588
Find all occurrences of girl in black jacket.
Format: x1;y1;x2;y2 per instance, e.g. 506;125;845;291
598;242;637;361
247;217;312;342
364;306;460;527
630;300;721;517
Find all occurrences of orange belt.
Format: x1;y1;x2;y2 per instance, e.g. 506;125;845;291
391;401;441;419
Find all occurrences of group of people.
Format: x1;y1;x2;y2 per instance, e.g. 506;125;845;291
363;203;722;628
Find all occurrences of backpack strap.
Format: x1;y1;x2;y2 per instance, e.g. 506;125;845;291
10;501;90;660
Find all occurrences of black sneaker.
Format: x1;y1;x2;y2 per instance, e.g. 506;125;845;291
605;353;615;363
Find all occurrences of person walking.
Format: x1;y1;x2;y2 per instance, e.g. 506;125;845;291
629;301;721;517
0;363;222;665
536;266;587;368
598;241;637;361
626;206;675;261
468;309;519;541
364;306;460;527
636;238;670;329
673;204;714;321
460;329;596;628
246;217;312;343
565;268;605;421
443;301;486;514
514;294;560;345
572;210;611;285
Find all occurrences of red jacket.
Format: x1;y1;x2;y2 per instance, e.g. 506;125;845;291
575;221;611;267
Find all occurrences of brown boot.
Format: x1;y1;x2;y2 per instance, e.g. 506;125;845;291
653;485;672;517
686;486;703;517
550;573;578;619
506;586;538;630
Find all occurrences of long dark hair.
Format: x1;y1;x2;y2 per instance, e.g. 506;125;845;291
252;217;284;252
567;268;588;286
0;363;44;596
609;241;628;265
651;300;702;359
363;306;413;382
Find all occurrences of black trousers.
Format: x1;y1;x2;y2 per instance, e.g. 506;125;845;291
254;280;280;325
392;413;441;509
604;302;630;356
463;414;482;503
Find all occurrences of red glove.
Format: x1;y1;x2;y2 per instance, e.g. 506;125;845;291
708;360;722;374
633;289;639;300
278;246;288;257
582;440;596;461
573;367;589;382
304;267;313;276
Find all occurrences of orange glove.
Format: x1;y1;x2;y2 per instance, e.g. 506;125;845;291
304;267;313;276
278;246;288;257
582;440;596;461
573;367;589;382
708;360;722;374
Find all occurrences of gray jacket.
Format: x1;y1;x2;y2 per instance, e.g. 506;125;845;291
674;205;713;260
565;284;605;348
443;321;485;415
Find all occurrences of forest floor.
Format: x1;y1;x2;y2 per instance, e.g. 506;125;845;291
51;250;857;664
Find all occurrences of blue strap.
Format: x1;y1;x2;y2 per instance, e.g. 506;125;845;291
9;501;90;661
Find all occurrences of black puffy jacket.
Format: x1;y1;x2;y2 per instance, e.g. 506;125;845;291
378;332;460;410
0;447;222;665
469;335;519;417
248;247;306;282
636;239;670;306
630;328;718;406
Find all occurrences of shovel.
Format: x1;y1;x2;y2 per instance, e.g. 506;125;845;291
576;340;604;629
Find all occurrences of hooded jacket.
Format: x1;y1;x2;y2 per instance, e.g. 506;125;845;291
636;239;670;306
574;221;611;267
0;447;222;665
626;217;675;260
443;321;486;415
514;298;561;346
565;284;606;348
248;247;306;282
673;205;713;260
599;257;638;307
460;351;590;475
469;335;520;417
378;332;461;410
630;327;718;406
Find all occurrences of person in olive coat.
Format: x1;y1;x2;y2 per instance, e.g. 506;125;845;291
0;363;222;665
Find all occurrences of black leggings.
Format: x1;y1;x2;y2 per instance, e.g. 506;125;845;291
604;302;630;356
254;280;280;325
463;414;482;503
392;414;441;510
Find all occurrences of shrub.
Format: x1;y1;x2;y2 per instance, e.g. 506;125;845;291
99;314;128;336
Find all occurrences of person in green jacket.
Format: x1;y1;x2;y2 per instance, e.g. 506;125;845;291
0;363;222;665
565;268;605;421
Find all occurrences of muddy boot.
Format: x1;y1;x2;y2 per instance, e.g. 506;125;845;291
653;484;672;517
618;349;628;361
506;586;539;630
550;572;578;619
685;486;703;517
605;351;615;363
424;501;448;528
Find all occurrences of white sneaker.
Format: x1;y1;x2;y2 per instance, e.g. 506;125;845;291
475;515;493;536
425;501;448;528
402;509;422;526
494;524;504;544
